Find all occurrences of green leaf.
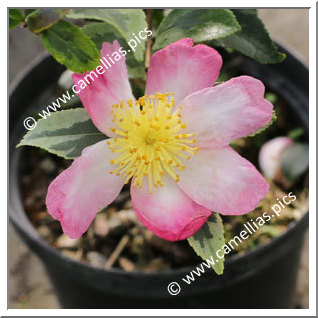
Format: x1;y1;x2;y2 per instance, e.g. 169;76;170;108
265;92;278;104
287;127;305;141
82;22;145;79
213;9;285;63
41;20;100;73
26;9;70;33
153;9;241;51
248;109;277;137
9;9;24;30
67;9;147;62
24;9;36;16
17;108;105;159
187;213;225;275
281;143;309;181
152;9;165;33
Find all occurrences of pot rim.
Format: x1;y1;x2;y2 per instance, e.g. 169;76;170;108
9;42;309;278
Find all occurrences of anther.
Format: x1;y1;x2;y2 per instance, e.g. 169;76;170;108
109;92;196;191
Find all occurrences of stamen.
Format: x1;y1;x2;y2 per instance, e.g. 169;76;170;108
107;93;198;193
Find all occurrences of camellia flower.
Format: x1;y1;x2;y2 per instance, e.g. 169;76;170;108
46;38;273;241
259;136;293;179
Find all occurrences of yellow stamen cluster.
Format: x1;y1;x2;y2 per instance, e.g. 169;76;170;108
107;93;198;193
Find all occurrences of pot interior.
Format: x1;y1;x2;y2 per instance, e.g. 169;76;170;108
10;47;309;273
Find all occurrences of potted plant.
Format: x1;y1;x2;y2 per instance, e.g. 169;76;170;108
9;8;309;308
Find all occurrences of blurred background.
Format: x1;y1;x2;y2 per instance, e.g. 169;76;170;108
9;9;309;309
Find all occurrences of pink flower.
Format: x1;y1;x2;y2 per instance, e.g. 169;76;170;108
259;136;293;179
46;38;273;241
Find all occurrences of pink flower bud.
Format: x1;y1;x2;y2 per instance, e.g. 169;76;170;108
259;137;293;179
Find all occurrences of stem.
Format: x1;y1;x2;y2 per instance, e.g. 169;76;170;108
145;9;153;69
105;235;129;269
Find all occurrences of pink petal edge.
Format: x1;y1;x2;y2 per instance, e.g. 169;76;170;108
72;40;134;136
130;175;211;241
46;140;124;238
146;38;222;104
178;146;270;215
179;76;274;149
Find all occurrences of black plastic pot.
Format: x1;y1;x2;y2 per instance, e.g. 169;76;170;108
9;45;309;309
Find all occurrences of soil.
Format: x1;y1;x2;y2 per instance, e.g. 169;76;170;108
19;90;309;272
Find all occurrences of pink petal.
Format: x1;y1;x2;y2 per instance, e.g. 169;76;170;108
178;147;269;215
146;38;222;104
46;140;124;238
130;176;211;241
259;136;293;179
180;76;273;148
72;40;134;136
